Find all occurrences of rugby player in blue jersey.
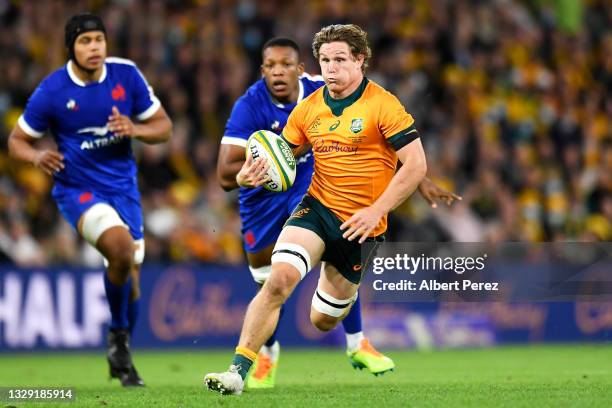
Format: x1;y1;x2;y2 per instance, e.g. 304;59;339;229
216;37;459;389
8;13;172;387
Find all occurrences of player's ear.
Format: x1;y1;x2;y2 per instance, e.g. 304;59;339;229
260;64;265;78
297;62;305;76
356;54;365;68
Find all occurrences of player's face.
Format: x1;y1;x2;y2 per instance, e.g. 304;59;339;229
261;46;304;103
318;41;364;97
73;31;107;70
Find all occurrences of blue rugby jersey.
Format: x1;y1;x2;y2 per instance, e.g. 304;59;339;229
222;74;324;212
18;57;160;194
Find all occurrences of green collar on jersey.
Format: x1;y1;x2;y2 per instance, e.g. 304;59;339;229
324;77;368;117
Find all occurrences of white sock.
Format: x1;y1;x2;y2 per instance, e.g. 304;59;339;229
346;332;365;352
261;341;280;363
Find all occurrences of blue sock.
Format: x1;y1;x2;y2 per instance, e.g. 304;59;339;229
342;294;363;334
265;304;285;347
103;274;131;330
127;298;140;335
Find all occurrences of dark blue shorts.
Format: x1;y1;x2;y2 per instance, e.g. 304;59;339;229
240;187;306;253
52;186;144;240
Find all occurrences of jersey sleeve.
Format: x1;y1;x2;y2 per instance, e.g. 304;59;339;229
18;83;52;138
281;104;307;148
130;66;161;121
222;96;260;147
378;93;419;151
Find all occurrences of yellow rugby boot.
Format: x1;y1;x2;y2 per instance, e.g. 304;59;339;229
348;338;395;376
246;352;278;389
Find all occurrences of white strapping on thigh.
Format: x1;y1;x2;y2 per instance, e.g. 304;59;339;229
271;242;311;279
311;287;358;318
80;203;128;246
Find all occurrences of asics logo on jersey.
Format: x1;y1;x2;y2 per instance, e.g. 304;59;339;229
329;120;340;131
78;126;110;137
112;83;127;101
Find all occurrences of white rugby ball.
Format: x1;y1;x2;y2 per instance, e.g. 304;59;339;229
246;130;296;192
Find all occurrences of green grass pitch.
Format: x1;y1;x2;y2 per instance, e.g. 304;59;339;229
0;345;610;407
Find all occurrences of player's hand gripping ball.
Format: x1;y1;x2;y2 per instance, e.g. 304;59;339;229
246;130;296;192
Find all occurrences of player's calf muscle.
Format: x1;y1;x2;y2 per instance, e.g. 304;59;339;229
310;310;340;332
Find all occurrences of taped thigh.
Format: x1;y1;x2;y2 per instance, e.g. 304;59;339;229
311;287;358;318
271;242;311;279
81;203;128;246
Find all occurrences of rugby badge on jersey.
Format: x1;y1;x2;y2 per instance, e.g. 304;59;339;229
246;130;296;192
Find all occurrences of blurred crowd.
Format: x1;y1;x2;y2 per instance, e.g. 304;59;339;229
0;0;610;267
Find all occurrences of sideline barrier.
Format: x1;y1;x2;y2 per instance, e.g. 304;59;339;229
0;263;610;350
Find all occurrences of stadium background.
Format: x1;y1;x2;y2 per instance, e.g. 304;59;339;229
0;1;611;404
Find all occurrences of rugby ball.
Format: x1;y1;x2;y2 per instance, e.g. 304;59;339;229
246;130;296;192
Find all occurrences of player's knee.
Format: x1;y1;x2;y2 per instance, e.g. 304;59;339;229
310;310;339;332
261;266;299;304
106;245;134;276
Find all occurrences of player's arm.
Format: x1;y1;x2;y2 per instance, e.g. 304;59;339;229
8;82;62;175
217;95;271;190
8;125;64;175
281;106;308;157
396;162;461;207
107;106;172;144
418;177;462;207
284;139;311;158
379;139;428;213
217;143;245;191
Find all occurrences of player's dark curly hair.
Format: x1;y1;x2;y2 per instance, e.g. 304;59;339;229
263;37;300;55
312;24;371;73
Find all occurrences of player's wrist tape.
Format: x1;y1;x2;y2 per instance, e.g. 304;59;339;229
311;288;358;318
271;243;311;278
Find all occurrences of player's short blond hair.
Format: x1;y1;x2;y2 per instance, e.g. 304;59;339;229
312;24;371;73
